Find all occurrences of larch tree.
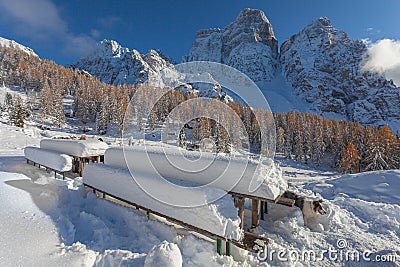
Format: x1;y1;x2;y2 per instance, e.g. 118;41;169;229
339;141;360;173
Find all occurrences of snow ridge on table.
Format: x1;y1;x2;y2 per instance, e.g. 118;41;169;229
40;139;108;157
24;146;72;172
83;163;243;240
105;146;287;200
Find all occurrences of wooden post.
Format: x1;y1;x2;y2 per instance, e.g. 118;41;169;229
216;239;222;255
27;159;29;164
54;171;57;179
38;164;40;168
62;173;65;180
260;201;265;220
234;196;245;229
251;199;260;228
226;241;231;256
79;160;83;177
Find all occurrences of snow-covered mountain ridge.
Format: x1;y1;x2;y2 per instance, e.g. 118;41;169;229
0;37;38;57
280;17;400;127
185;9;400;128
68;39;174;85
69;8;400;129
183;8;279;84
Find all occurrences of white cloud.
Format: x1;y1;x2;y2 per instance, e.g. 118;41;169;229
361;39;400;87
0;0;96;58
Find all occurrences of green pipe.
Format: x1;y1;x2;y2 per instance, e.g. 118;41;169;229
216;239;222;255
62;173;65;180
102;193;106;199
54;171;57;179
226;242;231;256
147;210;151;220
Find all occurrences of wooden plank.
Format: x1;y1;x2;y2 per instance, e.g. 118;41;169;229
26;158;74;180
83;184;228;240
276;197;295;207
251;199;260;228
229;191;276;203
83;183;268;253
233;196;245;229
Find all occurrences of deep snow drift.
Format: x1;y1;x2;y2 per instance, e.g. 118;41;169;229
24;146;72;172
105;146;287;200
83;163;243;240
40;139;109;157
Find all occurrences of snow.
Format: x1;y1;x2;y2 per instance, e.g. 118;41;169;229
184;9;278;84
310;170;400;205
83;163;243;240
0;172;63;266
0;36;38;57
24;146;72;172
259;73;309;113
40;139;108;157
70;39;174;86
144;241;183;267
0;123;399;266
279;17;400;129
104;146;287;200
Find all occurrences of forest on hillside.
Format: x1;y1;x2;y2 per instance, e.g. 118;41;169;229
1;44;399;174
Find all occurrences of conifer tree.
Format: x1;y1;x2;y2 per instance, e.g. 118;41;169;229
363;125;395;171
339;141;359;173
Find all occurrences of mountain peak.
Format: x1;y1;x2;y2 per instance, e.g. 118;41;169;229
236;8;270;23
89;39;129;59
316;17;331;27
184;8;279;83
304;17;334;32
70;40;173;85
229;8;276;40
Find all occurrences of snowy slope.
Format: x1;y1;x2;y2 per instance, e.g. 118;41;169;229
310;169;400;205
0;37;38;57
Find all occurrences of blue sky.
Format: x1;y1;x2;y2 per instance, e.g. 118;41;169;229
0;0;399;65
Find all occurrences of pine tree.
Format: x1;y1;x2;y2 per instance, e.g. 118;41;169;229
178;127;187;148
96;101;108;134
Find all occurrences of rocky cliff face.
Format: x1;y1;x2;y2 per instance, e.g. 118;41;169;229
183;8;279;83
280;17;400;126
185;12;400;128
69;40;174;85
